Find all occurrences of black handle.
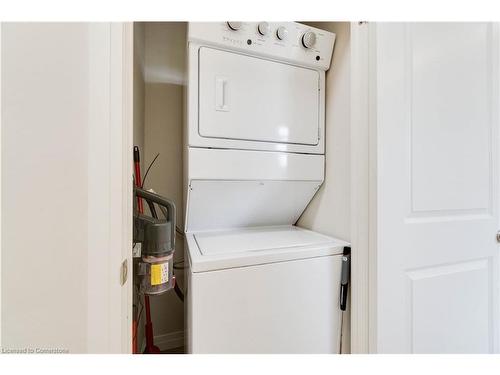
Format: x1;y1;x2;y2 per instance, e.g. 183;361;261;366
340;284;348;311
340;246;351;312
134;186;176;253
133;146;140;163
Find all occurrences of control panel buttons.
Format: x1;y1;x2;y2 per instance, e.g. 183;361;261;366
276;26;288;41
227;22;242;31
257;22;270;36
301;31;317;49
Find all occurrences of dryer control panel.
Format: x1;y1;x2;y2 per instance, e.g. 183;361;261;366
188;22;336;71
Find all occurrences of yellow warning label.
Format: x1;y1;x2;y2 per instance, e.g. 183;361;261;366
150;263;168;286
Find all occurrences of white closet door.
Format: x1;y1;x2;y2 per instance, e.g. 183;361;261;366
375;23;500;353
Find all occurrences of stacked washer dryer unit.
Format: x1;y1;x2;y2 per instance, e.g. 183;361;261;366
185;22;347;353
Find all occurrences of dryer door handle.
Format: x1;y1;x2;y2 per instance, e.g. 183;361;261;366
215;77;229;111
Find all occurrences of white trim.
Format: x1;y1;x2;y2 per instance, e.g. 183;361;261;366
86;22;133;353
0;22;3;348
87;22;112;354
367;23;378;354
349;21;374;354
114;22;134;354
122;21;134;355
497;22;500;354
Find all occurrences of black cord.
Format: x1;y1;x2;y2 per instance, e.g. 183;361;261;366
176;226;184;237
174;277;185;302
146;199;158;219
141;153;160;188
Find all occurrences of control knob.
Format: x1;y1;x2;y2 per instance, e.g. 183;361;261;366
302;31;317;49
227;22;242;31
276;26;288;41
257;22;270;36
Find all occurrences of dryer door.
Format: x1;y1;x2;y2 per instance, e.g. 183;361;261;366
198;47;321;146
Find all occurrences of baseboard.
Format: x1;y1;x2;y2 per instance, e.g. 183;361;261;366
140;330;185;353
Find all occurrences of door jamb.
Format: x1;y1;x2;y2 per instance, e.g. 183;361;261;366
113;22;134;354
87;22;133;353
0;22;3;348
349;21;377;354
115;21;134;354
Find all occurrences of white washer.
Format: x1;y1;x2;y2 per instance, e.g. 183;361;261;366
184;22;345;353
186;226;348;353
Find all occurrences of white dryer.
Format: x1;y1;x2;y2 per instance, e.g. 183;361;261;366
184;22;346;353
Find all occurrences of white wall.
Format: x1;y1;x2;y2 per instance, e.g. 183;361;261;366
2;23;90;353
1;22;131;353
297;22;351;353
298;22;351;242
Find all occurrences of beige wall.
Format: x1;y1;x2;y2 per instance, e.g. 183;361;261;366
298;22;351;241
144;22;187;85
133;23;145;168
144;83;185;339
133;22;187;349
297;22;351;352
133;22;146;348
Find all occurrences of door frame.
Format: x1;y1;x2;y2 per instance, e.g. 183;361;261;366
349;21;378;354
111;22;133;353
0;22;3;348
113;21;134;354
87;22;133;353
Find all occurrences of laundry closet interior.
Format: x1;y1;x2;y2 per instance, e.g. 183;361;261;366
132;22;352;354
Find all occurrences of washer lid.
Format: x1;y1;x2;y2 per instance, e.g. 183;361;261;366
194;226;336;256
187;226;349;273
